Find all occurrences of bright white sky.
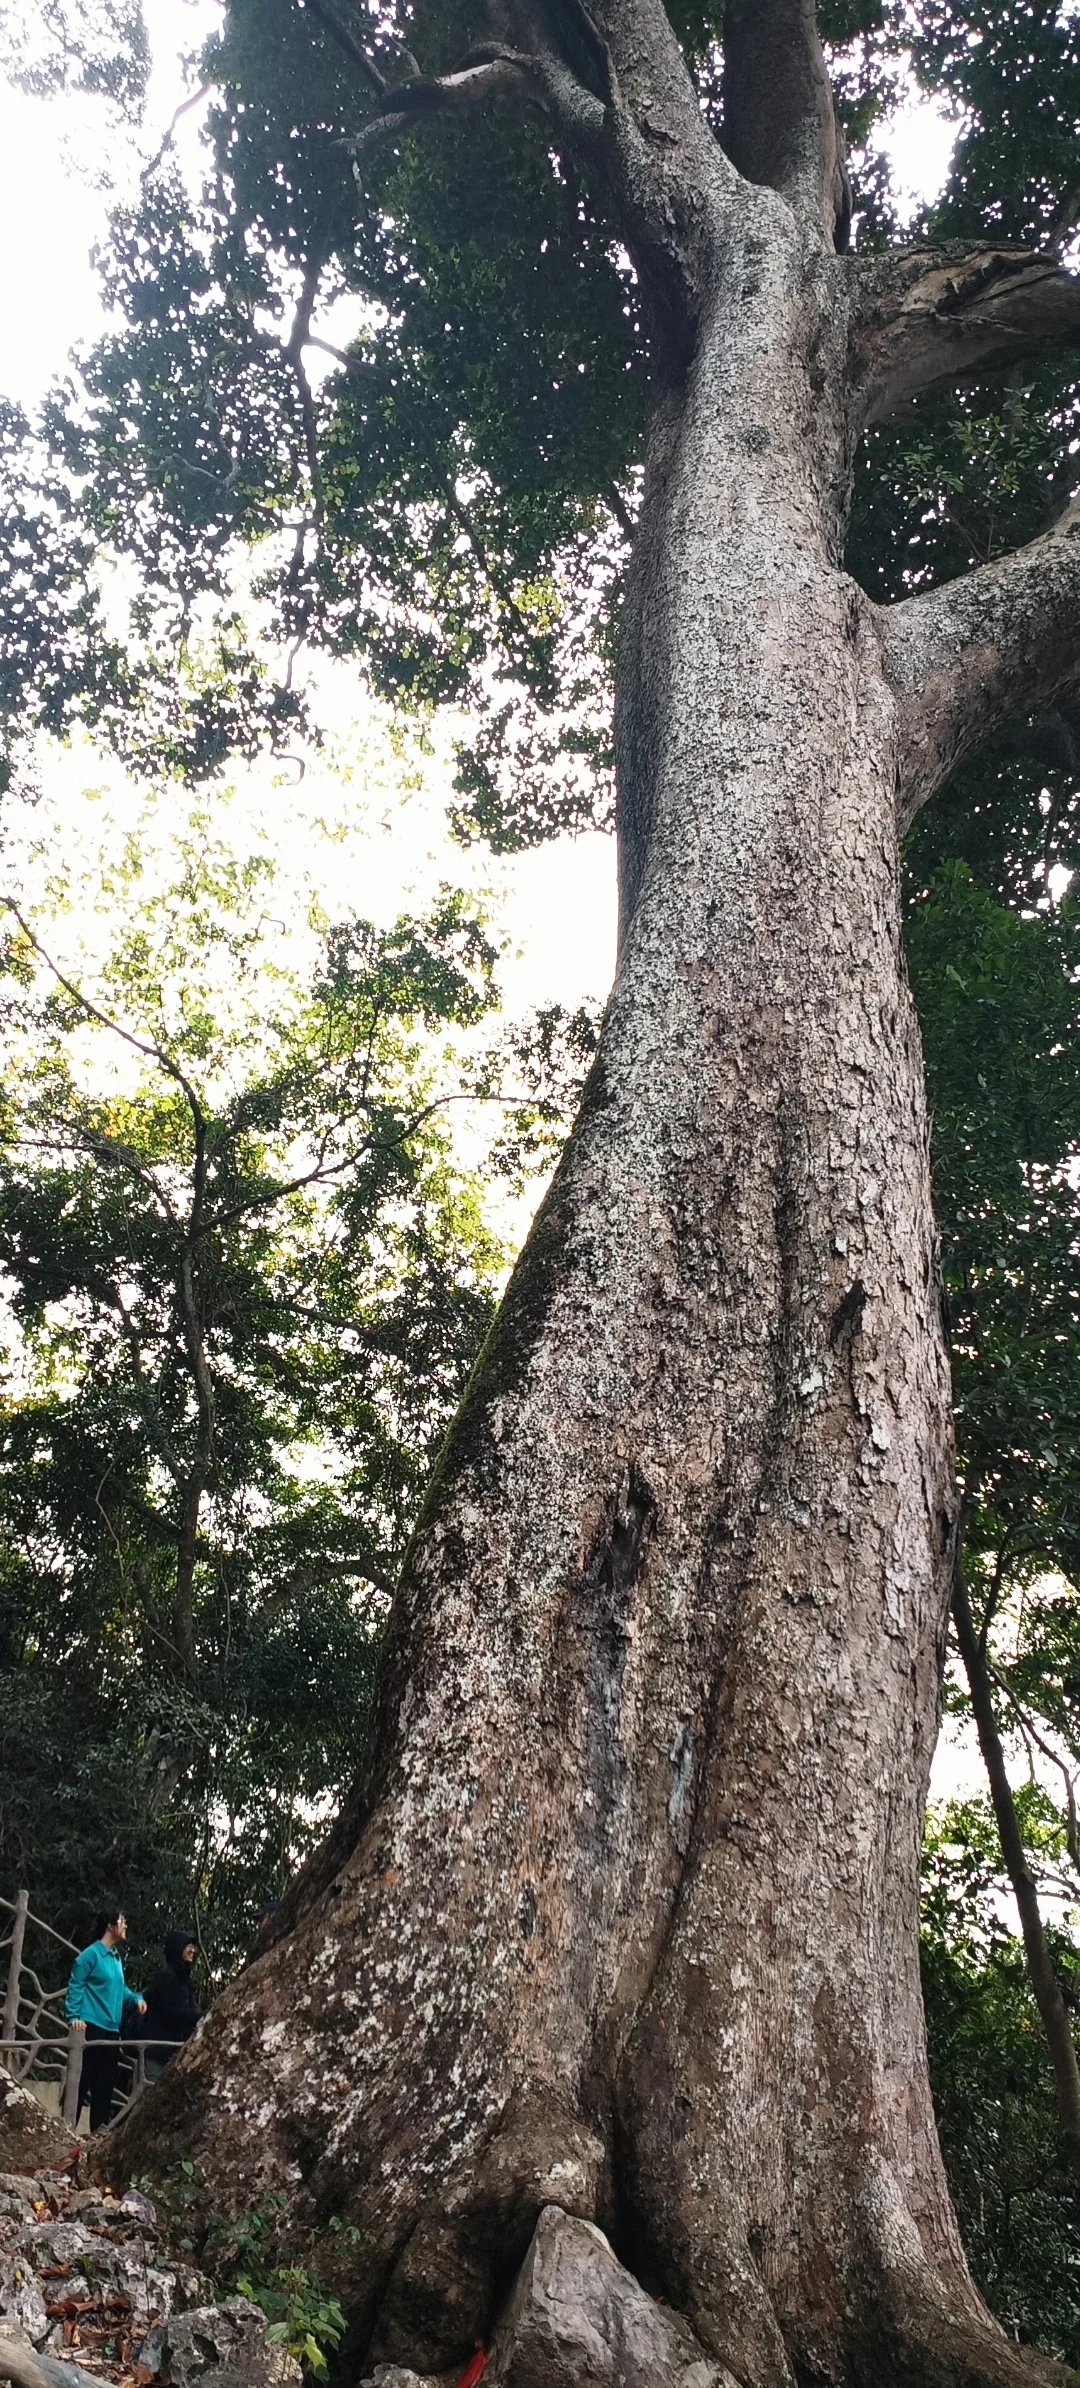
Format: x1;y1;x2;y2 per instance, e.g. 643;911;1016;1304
0;14;1044;1826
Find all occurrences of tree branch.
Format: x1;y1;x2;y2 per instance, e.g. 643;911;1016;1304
140;82;211;186
2;898;206;1135
990;1664;1080;1874
18;1118;182;1226
260;1554;395;1618
284;250;327;533
721;0;848;249
583;0;710;146
346;53;553;171
104;1285;187;1490
605;480;637;541
854;246;1080;425
344;8;733;372
297;0;387;97
952;1539;1080;2176
882;496;1080;830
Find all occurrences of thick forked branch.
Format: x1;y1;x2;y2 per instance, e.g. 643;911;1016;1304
722;0;848;248
883;496;1080;828
346;47;605;177
583;0;738;338
350;0;723;186
344;3;732;366
583;0;717;161
855;246;1080;424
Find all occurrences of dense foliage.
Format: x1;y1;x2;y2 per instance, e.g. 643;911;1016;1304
923;1798;1080;2364
0;803;511;1974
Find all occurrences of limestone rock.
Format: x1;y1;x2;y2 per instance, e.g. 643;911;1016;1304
21;2215;175;2332
91;2245;177;2332
117;2189;156;2227
137;2298;302;2388
0;2258;49;2348
487;2208;738;2388
358;2371;444;2388
0;2076;74;2178
22;2225;96;2270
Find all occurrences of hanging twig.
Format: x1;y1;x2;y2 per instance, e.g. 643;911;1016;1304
140;81;212;185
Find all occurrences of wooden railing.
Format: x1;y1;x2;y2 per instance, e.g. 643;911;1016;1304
0;1890;182;2131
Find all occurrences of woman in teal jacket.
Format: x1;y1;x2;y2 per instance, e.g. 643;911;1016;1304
65;1909;145;2132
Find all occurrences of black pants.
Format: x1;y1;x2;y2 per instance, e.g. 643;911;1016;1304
77;2025;119;2132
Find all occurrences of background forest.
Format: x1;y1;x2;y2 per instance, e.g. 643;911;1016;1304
2;0;1080;2364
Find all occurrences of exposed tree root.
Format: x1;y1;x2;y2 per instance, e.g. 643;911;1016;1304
850;2171;1073;2388
355;2201;1076;2388
364;2094;606;2371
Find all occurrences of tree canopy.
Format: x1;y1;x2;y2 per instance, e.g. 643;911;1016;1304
0;789;512;1968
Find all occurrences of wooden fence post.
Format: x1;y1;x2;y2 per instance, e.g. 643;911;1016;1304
61;2028;82;2131
1;1889;28;2051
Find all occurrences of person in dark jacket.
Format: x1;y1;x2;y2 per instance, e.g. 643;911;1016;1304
141;1930;200;2081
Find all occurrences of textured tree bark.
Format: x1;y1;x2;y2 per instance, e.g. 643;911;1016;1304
104;9;1080;2384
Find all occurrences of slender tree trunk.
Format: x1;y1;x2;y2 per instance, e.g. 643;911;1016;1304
108;192;1070;2387
172;1476;202;1683
952;1552;1080;2175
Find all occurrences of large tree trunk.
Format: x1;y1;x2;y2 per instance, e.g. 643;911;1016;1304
107;183;1071;2387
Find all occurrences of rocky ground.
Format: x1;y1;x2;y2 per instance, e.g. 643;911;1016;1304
0;2069;297;2388
0;2073;75;2180
0;2070;733;2387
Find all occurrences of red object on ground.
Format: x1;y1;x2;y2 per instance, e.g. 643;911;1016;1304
453;2350;487;2388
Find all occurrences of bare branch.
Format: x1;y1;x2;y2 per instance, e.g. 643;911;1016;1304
339;7;734;372
141;82;211;186
605;481;637;542
284;251;327;529
261;1555;395;1616
722;0;848;250
854;246;1080;425
298;0;387;96
882;496;1080;830
383;52;547;115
